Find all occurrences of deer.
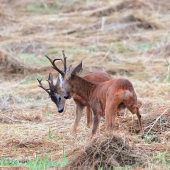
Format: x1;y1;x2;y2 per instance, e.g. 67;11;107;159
45;52;143;136
38;52;112;134
37;73;66;113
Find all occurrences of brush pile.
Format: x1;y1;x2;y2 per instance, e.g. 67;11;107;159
63;135;146;170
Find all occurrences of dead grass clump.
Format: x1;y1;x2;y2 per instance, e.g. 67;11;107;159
90;0;170;18
1;41;46;54
0;50;50;74
0;111;42;124
132;11;163;30
147;0;170;13
126;108;170;134
144;41;170;58
0;114;17;124
90;1;132;17
0;39;50;74
90;0;152;17
64;4;101;13
8;139;44;149
13;111;42;122
63;135;146;170
0;5;17;30
109;14;158;33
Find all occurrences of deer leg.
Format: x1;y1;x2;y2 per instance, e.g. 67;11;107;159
92;110;101;136
135;107;143;133
72;103;85;135
125;103;143;133
86;106;92;127
112;113;116;125
105;102;118;130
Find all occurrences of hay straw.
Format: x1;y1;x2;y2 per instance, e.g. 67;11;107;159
1;0;170;169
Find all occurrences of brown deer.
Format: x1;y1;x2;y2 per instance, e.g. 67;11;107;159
38;53;111;133
46;53;143;136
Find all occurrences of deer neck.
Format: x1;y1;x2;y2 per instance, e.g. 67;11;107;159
70;74;97;101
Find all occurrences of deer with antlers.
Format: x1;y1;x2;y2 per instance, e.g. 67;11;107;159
37;73;66;113
38;52;111;133
45;52;143;136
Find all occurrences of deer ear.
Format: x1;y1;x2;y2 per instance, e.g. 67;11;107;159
72;61;82;75
48;73;54;85
66;65;73;79
66;65;72;73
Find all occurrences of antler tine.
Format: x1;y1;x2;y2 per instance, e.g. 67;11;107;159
37;79;50;94
46;79;51;86
62;50;67;73
46;79;54;91
45;55;65;77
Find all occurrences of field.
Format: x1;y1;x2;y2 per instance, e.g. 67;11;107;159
0;0;170;169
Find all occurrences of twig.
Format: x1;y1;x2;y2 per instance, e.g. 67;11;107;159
145;108;170;135
101;43;113;62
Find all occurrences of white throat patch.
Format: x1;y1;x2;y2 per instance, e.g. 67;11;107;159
59;73;63;87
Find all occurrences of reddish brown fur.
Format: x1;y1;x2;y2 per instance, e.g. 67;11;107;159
71;71;112;133
44;54;112;134
63;73;142;135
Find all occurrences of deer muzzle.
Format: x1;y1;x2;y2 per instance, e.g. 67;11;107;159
58;107;64;113
64;94;69;99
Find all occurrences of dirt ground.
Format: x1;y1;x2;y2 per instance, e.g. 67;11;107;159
0;0;170;169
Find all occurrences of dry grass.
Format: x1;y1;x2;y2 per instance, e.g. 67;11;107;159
62;135;146;170
0;0;170;169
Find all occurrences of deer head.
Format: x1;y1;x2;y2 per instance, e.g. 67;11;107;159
45;51;82;100
62;62;82;99
37;73;66;113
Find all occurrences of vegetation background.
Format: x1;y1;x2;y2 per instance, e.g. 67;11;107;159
0;0;170;169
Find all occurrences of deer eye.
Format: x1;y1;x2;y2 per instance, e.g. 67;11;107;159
58;96;61;102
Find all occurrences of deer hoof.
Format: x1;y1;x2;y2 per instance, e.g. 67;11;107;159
91;132;96;139
71;127;77;136
87;122;92;128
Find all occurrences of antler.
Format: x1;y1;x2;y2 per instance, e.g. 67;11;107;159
62;50;67;73
45;55;65;77
37;79;50;94
46;79;53;91
46;76;56;92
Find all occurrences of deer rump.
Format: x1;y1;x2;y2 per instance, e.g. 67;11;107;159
72;75;130;131
84;77;142;135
